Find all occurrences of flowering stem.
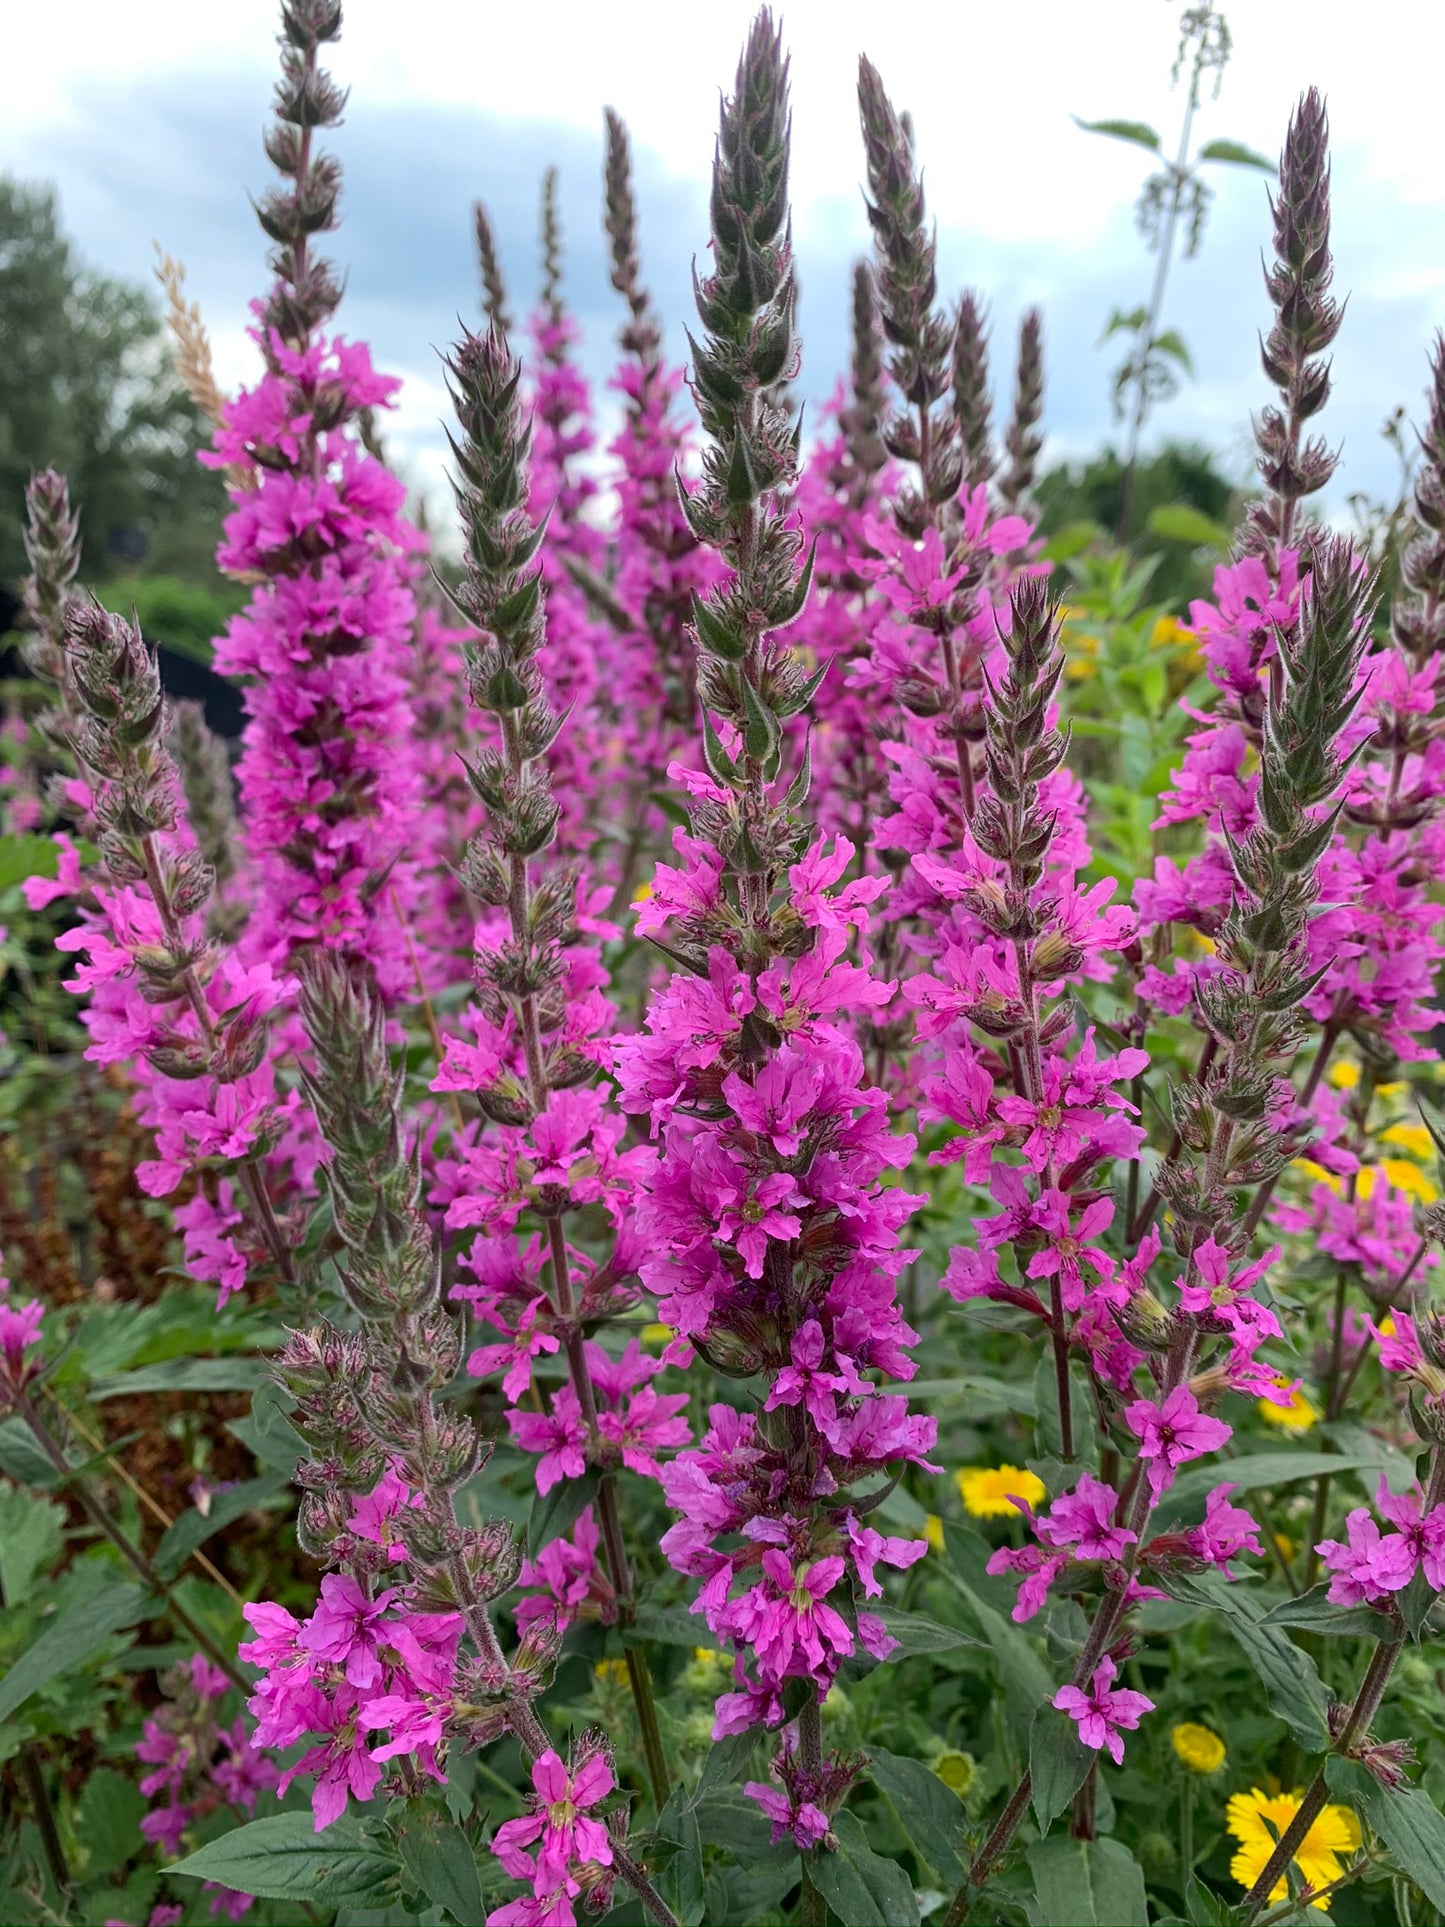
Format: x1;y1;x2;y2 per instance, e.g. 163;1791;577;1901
12;1391;249;1694
1239;1019;1341;1242
1241;1447;1445;1918
944;1327;1200;1921
945;1771;1033;1922
798;1696;828;1927
1239;1638;1402;1919
612;1844;683;1927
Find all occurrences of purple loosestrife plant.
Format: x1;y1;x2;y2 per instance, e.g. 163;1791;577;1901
245;955;679;1927
32;594;295;1307
427;318;674;1807
616;15;934;1913
206;0;428;997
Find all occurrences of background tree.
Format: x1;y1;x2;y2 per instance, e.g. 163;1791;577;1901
0;179;227;612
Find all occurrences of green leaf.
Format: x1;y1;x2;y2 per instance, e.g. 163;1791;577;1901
0;1582;150;1725
0;1485;65;1607
172;1812;403;1908
1198;138;1273;170
1162;1448;1387;1517
810;1811;919;1927
869;1606;980;1658
0;1419;59;1488
1041;521;1102;563
527;1466;599;1557
1157;1571;1328;1749
396;1809;486;1925
1327;1758;1445;1913
1259;1585;1394;1639
91;1357;269;1399
942;1571;1052;1748
870;1748;966;1886
1029;1708;1094;1832
1152;329;1195;374
654;1795;706;1927
1146;503;1231;551
1073;116;1161;152
0;834;62;893
154;1474;289;1582
1026;1835;1148;1927
75;1768;148;1878
694;1726;756;1802
227;1381;305;1475
627;1605;708;1648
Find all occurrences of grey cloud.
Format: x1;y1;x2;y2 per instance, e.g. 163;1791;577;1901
16;70;1441;523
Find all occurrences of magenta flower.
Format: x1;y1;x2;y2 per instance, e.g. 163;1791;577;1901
744;1780;830;1849
1124;1386;1232;1499
1318;1507;1411;1607
1052;1656;1155;1765
726;1552;854;1686
491;1749;615;1891
509;1392;589;1494
296;1574;398;1690
1037;1475;1135;1561
1182;1483;1264;1574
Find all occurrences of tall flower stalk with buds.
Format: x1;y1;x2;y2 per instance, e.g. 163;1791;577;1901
207;0;427;995
617;18;934;1919
430;321;675;1807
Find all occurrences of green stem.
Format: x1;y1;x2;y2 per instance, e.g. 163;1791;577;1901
799;1696;828;1927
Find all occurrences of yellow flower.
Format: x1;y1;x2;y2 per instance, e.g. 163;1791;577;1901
694;1648;721;1664
640;1322;675;1350
1328;1061;1360;1090
1226;1787;1360;1907
1381;1158;1439;1205
1151;614;1186;650
1292;1157;1341;1194
923;1513;945;1552
1171;1722;1226;1774
593;1658;630;1686
1379;1313;1397;1339
1259;1379;1319;1430
956;1464;1046;1518
632;878;654;904
1064;630;1100;681
1378;1080;1408;1100
1274;1531;1296;1562
1381;1122;1433;1161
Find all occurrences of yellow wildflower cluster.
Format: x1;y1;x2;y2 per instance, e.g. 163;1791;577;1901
956;1464;1046;1518
1226;1788;1360;1907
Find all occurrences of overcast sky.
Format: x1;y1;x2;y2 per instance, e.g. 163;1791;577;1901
8;0;1443;525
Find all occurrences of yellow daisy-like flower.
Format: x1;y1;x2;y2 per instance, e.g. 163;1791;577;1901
1292;1157;1342;1194
593;1657;630;1686
1328;1061;1360;1090
1171;1722;1226;1774
1226;1787;1360;1907
1381;1158;1439;1206
1151;614;1186;649
923;1513;945;1552
1377;1080;1408;1101
1259;1379;1320;1430
632;878;654;904
956;1464;1046;1518
1381;1122;1433;1161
